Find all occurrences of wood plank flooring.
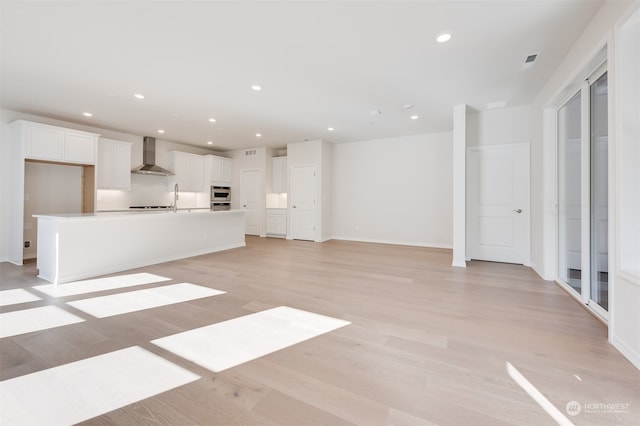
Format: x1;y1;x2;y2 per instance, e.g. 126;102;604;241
1;236;639;425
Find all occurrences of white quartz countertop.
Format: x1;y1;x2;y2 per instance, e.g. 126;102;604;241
34;210;244;220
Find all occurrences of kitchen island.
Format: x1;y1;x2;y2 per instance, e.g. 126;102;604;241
34;210;245;284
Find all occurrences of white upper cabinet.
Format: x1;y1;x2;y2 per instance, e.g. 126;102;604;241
272;156;287;193
169;151;204;192
205;155;232;185
64;132;97;163
98;138;132;190
15;120;99;164
26;125;64;161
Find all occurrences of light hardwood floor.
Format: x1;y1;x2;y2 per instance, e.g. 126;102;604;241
1;236;639;425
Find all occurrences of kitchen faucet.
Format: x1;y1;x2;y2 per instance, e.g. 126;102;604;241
173;183;179;212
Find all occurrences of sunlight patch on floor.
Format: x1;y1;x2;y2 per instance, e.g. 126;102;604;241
32;272;171;297
0;306;84;338
506;361;574;426
152;306;350;372
0;288;41;307
67;283;225;318
0;346;200;426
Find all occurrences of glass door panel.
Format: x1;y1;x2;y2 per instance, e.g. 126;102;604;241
558;92;582;294
590;72;608;311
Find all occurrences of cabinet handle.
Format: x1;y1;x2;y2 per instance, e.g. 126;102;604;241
292;205;296;208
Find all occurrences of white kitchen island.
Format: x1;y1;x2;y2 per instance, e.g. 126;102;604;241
34;210;245;284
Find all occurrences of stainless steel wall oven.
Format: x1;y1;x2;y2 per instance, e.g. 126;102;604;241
211;186;231;211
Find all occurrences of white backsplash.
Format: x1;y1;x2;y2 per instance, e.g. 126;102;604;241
97;175;210;210
266;193;287;209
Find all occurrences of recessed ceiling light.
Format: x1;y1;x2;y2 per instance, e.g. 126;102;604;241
82;112;93;117
410;115;419;120
208;118;216;123
157;129;165;134
328;127;335;131
251;85;262;91
255;133;262;137
207;141;213;145
134;93;145;99
436;32;452;43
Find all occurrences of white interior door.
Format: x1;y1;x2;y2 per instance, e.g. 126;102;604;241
467;143;530;264
241;169;260;235
290;165;316;241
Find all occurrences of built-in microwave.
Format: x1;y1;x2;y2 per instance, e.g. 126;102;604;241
211;186;231;201
211;185;231;211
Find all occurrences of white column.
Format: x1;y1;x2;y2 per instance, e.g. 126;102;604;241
452;104;467;267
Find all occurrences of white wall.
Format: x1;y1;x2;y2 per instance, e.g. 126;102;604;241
23;162;83;259
612;5;640;370
467;105;532;147
321;141;333;242
332;132;452;248
452;106;467;265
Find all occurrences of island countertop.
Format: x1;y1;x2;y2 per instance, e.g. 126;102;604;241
35;209;243;220
35;209;246;284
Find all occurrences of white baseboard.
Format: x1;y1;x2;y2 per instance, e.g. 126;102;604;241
611;335;640;371
331;235;452;250
530;262;546;280
451;260;467;268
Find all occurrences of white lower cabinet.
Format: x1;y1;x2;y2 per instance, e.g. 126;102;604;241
266;208;287;237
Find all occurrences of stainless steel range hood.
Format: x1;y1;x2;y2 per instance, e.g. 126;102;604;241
131;136;174;176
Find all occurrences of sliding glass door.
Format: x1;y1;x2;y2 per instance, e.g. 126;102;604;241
590;72;608;311
558;93;582;293
557;66;608;318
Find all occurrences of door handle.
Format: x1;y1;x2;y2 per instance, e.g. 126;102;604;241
243;205;246;208
513;209;522;213
292;205;297;208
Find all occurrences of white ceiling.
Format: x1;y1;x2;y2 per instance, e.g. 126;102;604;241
1;0;604;150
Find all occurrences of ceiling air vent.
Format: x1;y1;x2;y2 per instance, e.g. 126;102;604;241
245;149;257;156
523;52;540;69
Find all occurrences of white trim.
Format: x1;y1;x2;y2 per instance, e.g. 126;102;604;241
530;262;554;281
331;236;452;250
611;335;640;370
452;104;467;268
555;278;608;325
587;299;609;323
466;142;529;152
580;80;591;305
618;269;640;287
